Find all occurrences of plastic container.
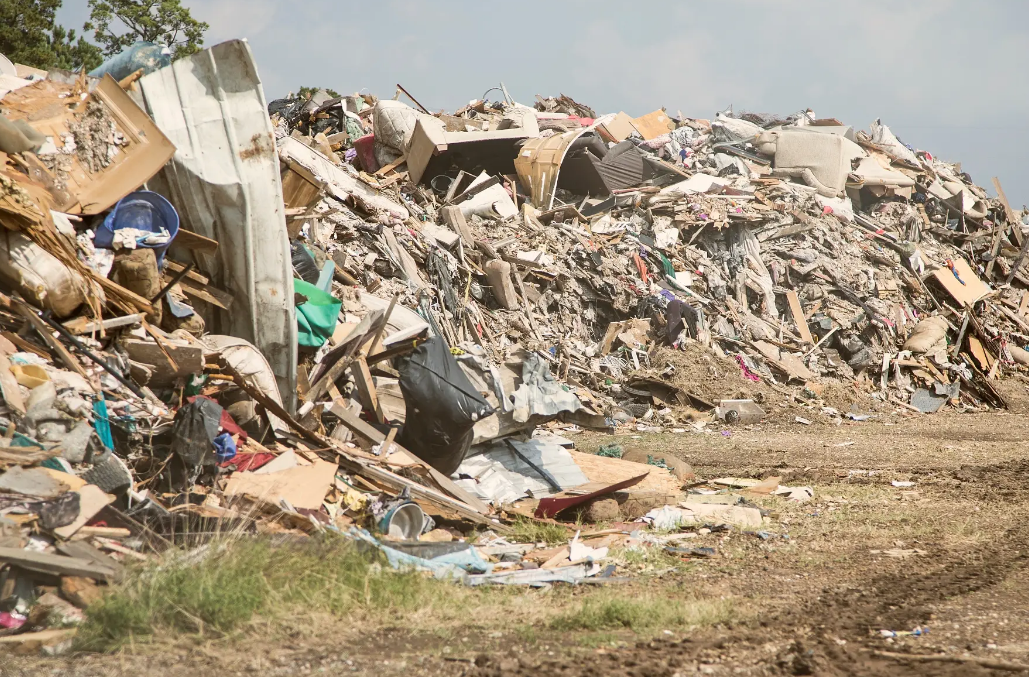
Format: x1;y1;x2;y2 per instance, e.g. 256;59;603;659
378;502;427;540
94;191;179;264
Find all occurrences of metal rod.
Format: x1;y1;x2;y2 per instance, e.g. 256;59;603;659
1006;231;1029;285
395;83;430;114
151;261;195;303
504;438;562;492
38;311;148;400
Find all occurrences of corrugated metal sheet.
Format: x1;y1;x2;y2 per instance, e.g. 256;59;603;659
139;39;297;412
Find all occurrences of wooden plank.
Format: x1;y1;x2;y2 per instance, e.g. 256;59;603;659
785;290;814;344
224;364;497;527
174;278;233;310
350;357;385;424
54;485;116;540
764;221;815;242
996;303;1029;333
329;404;492;516
985;195;1007;278
1019;291;1029;317
172;228;219;254
987;227;1008;278
93;275;155;315
0;546;115;581
163;260;210;286
74;526;132;539
306;310;386;403
441;206;475;247
67;313;144;335
993;178;1021;235
600;321;622;356
0;445;61;465
374;155;407;177
995;177;1029;284
1;331;49;358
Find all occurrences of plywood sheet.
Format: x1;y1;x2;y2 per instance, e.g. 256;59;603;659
1;75;176;215
567;450;681;494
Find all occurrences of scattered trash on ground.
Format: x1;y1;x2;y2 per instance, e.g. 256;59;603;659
0;39;1025;644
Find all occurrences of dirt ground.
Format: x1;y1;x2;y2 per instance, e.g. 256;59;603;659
8;404;1029;676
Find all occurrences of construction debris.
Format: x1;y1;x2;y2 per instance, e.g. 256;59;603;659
0;38;1026;638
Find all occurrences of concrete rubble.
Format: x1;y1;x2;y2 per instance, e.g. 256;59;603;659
0;38;1026;637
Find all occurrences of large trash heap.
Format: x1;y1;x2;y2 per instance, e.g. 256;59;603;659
0;38;1024;629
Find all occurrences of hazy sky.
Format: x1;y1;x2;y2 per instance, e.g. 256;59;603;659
57;0;1029;208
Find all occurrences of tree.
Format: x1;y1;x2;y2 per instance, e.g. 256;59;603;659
85;0;208;59
0;0;104;72
50;25;105;72
0;0;63;69
297;87;342;100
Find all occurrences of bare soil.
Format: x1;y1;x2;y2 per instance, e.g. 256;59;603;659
8;404;1029;676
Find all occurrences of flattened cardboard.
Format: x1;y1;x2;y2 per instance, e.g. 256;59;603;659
631;110;675;140
932;258;992;307
224;459;337;510
53;485;116;540
597;112;635;143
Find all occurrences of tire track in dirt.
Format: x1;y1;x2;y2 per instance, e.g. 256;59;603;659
468;459;1029;677
773;457;1029;675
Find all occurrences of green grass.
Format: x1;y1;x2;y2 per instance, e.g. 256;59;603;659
509;516;571;545
548;593;735;632
615;545;689;571
77;536;470;651
76;532;739;653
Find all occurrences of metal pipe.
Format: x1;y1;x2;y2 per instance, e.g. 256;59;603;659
37;311;148;400
151;261;196;303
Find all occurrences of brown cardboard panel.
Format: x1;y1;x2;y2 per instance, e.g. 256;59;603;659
598;111;635;143
224;460;338;510
630;110;675;140
932;258;991;307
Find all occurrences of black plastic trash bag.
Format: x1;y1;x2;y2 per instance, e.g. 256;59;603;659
396;337;494;475
170;398;225;468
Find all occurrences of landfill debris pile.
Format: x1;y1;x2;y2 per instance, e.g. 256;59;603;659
0;37;1025;644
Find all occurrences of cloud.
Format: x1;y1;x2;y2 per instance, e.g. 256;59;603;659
53;0;1029;206
198;0;278;44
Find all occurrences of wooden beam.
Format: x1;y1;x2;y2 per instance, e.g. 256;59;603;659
0;546;116;581
66;313;144;335
93;275;155;316
329;403;492;516
374;155;407;177
163;260;210;286
441;206;475;247
351;357;385;424
785;290;814;344
172;228;219;254
174;278;233;310
0;331;49;359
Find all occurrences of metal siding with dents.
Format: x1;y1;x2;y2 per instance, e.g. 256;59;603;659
140;39;297;412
